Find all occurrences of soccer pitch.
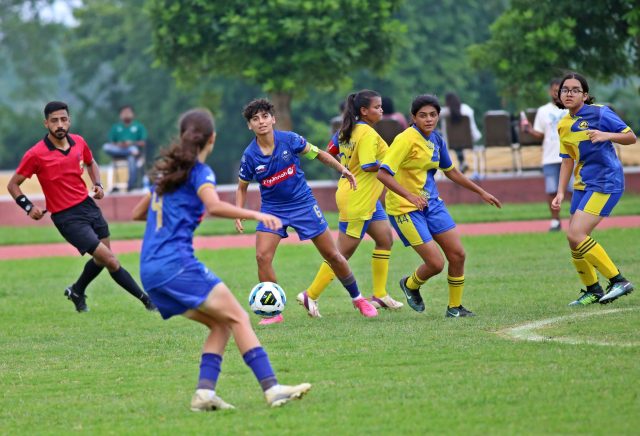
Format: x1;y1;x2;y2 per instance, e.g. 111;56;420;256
1;228;639;434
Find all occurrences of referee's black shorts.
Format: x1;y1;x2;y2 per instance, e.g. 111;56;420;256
51;197;111;255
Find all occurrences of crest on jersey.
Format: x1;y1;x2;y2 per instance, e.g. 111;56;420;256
282;150;291;161
255;164;267;174
578;120;589;130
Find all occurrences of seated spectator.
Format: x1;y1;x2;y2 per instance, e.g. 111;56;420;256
381;96;408;129
441;93;482;173
103;105;147;192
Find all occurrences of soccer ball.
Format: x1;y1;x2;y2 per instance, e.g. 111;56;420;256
248;282;286;318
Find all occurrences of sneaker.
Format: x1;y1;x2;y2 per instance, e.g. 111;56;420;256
353;297;378;317
190;389;235;412
568;289;603;306
445;305;475;318
370;295;404;310
259;313;284;325
296;291;322;318
398;277;425;312
264;383;312;408
599;280;634;304
549;219;561;232
64;286;88;312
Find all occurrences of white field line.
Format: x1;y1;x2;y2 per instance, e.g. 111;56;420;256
497;307;640;347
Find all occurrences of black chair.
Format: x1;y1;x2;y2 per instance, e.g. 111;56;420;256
374;118;404;145
483;110;522;174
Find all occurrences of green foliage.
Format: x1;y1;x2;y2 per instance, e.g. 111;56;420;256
149;0;404;93
470;0;639;109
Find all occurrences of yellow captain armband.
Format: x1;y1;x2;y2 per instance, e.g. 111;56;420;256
303;144;320;160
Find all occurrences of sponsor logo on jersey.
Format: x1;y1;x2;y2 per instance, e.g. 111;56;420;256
256;164;267;174
261;164;296;187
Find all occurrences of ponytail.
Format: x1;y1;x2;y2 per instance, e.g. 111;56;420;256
151;109;215;195
339;89;381;144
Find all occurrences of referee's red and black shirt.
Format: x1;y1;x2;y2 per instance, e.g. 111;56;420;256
16;134;94;213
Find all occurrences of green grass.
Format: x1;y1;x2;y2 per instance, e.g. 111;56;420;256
1;228;639;434
1;194;639;246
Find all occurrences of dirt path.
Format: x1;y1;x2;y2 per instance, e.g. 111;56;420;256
1;215;638;261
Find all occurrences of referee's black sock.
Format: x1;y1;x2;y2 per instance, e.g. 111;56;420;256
109;267;149;303
74;259;104;295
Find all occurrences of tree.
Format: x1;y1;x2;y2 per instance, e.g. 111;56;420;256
469;0;639;108
147;0;404;130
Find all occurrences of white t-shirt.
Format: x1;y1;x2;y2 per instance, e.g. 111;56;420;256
440;103;482;144
533;102;568;165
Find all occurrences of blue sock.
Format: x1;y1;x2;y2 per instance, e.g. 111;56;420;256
339;272;360;299
197;353;222;390
243;347;278;391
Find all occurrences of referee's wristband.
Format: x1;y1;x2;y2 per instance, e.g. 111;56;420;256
16;195;34;214
94;182;104;189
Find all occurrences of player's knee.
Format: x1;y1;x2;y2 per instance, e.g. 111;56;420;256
448;248;465;266
566;231;584;249
255;251;274;267
430;256;446;274
324;250;346;268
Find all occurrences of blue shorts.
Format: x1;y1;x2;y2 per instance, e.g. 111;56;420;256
570;190;622;217
147;262;222;320
542;163;574;195
257;199;328;240
389;200;456;247
339;201;388;239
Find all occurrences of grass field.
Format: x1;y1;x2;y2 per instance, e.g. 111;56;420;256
1;194;639;246
1;227;639;434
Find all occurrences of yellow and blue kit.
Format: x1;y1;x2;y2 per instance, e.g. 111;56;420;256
380;125;456;246
335;122;389;238
558;104;631;216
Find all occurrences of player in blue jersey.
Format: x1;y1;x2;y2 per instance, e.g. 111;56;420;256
235;98;378;324
551;73;636;306
377;95;501;317
132;109;311;411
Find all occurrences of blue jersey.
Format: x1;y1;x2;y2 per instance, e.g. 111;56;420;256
140;162;216;289
558;104;631;193
238;130;314;209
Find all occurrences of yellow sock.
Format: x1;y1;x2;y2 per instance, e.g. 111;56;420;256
306;261;335;300
571;249;599;286
447;275;464;307
406;269;426;290
576;237;619;279
372;249;391;298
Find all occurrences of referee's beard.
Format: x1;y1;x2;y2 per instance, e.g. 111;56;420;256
49;128;67;140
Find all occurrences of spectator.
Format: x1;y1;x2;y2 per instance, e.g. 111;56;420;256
381;96;408;129
440;93;481;173
330;101;346;134
103;105;147;192
524;78;571;231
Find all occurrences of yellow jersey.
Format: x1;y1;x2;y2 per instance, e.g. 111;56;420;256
380;126;454;216
335;122;388;221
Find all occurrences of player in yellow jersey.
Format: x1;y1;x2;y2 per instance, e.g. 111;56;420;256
551;72;636;306
298;90;404;318
377;94;501;317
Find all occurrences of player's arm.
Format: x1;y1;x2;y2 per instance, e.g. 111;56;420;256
551;157;574;211
377;167;427;211
200;185;281;230
586;129;636;145
132;193;151;221
302;143;357;190
7;172;46;220
235;179;250;233
85;159;104;199
444;168;501;208
525;127;544;141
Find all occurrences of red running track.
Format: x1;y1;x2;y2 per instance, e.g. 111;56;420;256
1;216;638;261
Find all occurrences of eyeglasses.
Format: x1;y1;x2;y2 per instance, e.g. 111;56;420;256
560;88;584;96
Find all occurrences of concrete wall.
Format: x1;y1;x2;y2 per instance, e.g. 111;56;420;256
1;172;639;227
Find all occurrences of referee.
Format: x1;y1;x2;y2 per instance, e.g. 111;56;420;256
7;101;155;313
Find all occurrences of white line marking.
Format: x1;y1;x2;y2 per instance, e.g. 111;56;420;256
497;307;640;347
